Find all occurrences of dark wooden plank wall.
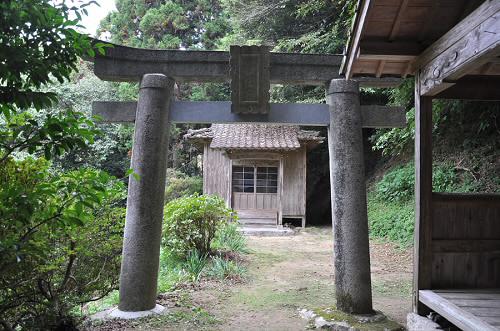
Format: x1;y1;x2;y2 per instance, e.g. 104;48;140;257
430;193;500;289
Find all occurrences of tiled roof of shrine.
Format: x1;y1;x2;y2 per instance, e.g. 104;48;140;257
184;124;323;150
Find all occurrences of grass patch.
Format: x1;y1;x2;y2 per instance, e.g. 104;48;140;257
206;256;246;280
231;283;336;310
83;290;119;316
212;221;248;253
133;307;219;329
251;251;287;267
372;278;412;298
184;250;208;282
367;194;414;247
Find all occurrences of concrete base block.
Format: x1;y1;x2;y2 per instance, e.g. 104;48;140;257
406;313;441;330
92;304;166;321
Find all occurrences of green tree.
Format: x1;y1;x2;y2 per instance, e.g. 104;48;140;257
99;0;230;50
221;0;354;53
98;0;233;176
0;0;108;163
0;2;128;329
0;158;125;330
47;62;134;177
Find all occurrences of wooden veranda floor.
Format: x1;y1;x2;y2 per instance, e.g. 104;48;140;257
419;289;500;331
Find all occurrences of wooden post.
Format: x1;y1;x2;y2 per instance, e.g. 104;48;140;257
278;156;284;226
413;71;433;314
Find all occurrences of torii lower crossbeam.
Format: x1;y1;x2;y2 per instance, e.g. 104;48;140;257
93;101;405;128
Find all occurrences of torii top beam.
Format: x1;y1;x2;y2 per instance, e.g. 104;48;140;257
88;40;401;87
89;41;340;85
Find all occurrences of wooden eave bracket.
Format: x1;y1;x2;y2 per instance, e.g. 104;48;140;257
416;0;500;96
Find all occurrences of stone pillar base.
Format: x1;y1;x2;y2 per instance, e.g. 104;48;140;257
92;304;166;321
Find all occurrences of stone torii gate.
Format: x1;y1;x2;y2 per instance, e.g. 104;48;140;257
90;43;405;318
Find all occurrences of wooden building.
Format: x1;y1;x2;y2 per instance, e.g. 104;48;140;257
185;124;323;227
344;0;500;330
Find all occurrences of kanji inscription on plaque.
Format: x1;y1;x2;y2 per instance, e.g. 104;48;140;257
230;45;270;114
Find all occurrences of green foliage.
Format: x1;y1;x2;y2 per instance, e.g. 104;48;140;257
0;157;125;330
162;194;234;258
371;80;500;167
0;1;113;168
184;250;208;282
165;169;203;203
367;195;415;247
158;249;190;293
0;108;100;164
0;0;105;114
44;62;134;177
99;0;230;50
206;256;246;280
212;221;247;254
375;162;464;203
190;83;231;101
222;0;354;54
375;163;415;203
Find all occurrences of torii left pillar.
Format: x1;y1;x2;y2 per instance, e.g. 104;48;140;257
112;73;174;318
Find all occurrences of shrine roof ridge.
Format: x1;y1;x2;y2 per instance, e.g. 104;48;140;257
184;123;324;151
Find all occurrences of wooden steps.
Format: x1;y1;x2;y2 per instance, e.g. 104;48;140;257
237;209;277;227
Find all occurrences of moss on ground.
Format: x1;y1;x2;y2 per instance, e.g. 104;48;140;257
372;278;412;298
312;306;404;331
230;282;336;310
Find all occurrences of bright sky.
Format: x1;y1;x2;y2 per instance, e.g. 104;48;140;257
79;0;116;36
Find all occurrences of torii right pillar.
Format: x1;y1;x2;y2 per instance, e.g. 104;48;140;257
327;79;373;314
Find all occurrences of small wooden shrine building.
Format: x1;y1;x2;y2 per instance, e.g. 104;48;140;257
185;124;323;227
344;0;500;330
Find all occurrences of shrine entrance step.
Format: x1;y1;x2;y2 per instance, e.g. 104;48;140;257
239;225;296;237
237;210;277;227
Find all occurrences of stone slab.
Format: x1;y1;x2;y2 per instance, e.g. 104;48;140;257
240;226;296;237
299;308;404;331
406;313;441;331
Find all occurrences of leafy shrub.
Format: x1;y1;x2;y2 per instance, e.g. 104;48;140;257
206;256;246;280
375;163;415;202
165;169;203;203
212;221;247;253
0;157;125;330
432;165;459;192
162;194;234;258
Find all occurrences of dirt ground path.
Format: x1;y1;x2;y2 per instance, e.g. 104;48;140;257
189;227;412;330
92;227;412;330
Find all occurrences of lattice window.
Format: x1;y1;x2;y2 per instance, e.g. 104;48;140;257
232;166;254;193
256;167;278;193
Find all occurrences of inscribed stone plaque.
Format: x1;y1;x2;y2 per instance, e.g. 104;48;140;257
230;45;270;114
